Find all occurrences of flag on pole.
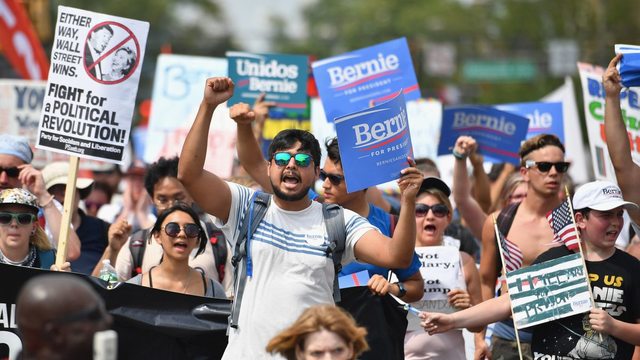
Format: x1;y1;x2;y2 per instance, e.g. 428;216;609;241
546;200;580;251
497;228;523;273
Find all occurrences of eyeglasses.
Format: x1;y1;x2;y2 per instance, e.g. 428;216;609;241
319;169;344;186
0;167;20;178
415;203;449;218
273;152;312;167
0;212;36;225
525;160;570;173
50;305;105;325
162;222;201;238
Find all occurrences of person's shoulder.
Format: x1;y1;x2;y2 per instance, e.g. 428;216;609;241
611;248;640;268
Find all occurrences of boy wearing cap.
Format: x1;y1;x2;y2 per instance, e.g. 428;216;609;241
420;180;640;359
0;134;81;260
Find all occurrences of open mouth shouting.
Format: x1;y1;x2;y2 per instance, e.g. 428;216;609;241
282;172;301;190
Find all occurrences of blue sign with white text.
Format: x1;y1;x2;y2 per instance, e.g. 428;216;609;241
437;106;530;165
335;91;413;193
312;38;421;123
495;102;564;142
227;51;309;115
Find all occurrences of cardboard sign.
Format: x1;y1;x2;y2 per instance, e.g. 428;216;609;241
578;62;640;180
437;105;530;165
312;38;420;122
36;6;149;163
227;51;309;116
334;91;413;193
507;253;591;329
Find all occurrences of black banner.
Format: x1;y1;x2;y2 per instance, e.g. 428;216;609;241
0;263;230;359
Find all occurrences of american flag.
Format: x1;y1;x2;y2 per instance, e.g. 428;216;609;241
546;200;580;251
496;227;523;273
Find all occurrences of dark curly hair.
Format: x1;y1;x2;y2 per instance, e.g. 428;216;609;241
144;157;179;197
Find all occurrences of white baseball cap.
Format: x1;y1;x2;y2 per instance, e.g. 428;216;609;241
572;180;638;211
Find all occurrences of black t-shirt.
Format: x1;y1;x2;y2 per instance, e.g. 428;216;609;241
531;246;640;359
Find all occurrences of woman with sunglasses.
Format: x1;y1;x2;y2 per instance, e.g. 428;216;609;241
0;188;70;270
404;178;484;360
127;203;225;297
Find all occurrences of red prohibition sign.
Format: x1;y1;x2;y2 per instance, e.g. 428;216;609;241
83;21;141;85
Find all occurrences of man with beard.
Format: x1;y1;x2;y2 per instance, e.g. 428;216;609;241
179;77;422;359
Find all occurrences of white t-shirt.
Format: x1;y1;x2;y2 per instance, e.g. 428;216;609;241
218;183;376;359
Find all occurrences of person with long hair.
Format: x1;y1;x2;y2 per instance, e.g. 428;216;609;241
0;188;69;270
266;305;368;360
127;202;225;297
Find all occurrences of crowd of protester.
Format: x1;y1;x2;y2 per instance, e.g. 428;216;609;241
2;54;640;359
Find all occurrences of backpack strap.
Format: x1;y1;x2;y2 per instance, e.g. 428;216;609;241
129;228;150;279
202;216;228;283
229;191;271;330
494;202;520;274
323;203;346;303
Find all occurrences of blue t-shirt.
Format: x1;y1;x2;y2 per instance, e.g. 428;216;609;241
339;204;420;281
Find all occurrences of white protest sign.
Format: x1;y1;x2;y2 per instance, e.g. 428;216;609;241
36;6;149;164
578;62;640;181
144;54;236;178
406;246;465;332
507;253;591;329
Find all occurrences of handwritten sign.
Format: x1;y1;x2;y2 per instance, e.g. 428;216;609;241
507;253;591;329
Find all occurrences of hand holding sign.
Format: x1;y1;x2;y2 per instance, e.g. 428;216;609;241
398;158;423;203
603;54;623;97
203;77;234;107
447;288;471;310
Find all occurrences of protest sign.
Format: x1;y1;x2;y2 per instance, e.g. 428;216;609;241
578;62;640;180
227;51;309;116
615;44;640;88
0;264;229;360
338;270;370;289
406;246;464;331
145;54;236;178
312;38;421;123
36;6;149;164
507;253;591;329
495;101;564;142
437;105;530;165
334;91;413;193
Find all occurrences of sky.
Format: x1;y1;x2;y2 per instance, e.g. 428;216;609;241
216;0;315;53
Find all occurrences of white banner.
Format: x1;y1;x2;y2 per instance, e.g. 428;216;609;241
36;6;149;164
144;54;236;178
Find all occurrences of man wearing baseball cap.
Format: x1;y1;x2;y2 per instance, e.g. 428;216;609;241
421;180;640;359
0;134;80;260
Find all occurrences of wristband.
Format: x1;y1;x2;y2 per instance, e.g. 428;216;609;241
452;149;467;160
39;195;55;208
395;282;407;297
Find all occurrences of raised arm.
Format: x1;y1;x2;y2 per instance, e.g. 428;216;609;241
479;213;499;301
420;293;510;334
452;136;487;240
229;94;274;192
603;54;640;224
354;161;421;268
470;149;492;214
178;77;235;222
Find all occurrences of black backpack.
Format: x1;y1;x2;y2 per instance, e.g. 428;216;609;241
129;216;228;282
229;191;346;330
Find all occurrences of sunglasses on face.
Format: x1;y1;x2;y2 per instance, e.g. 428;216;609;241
525;160;570;173
273;152;312;168
415;203;449;218
0;212;36;225
319;169;344;186
0;167;20;178
162;222;201;238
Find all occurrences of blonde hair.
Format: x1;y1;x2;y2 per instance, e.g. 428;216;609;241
31;225;51;251
491;172;526;213
266;305;368;360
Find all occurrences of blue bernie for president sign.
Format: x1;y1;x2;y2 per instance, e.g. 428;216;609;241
495;101;564;142
437;106;530;165
312;38;420;123
335;91;413;193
